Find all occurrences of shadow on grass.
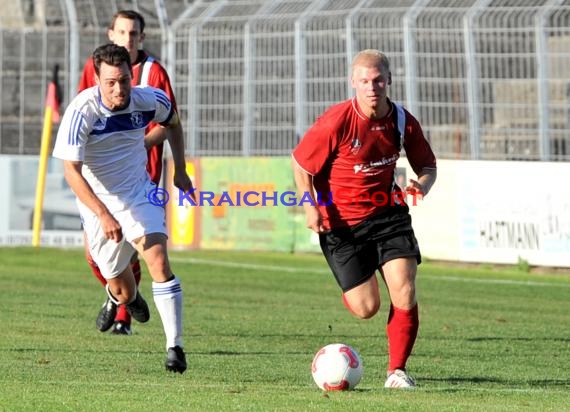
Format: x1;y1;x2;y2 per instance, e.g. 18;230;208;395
424;335;570;343
421;375;570;388
465;336;570;343
6;347;311;356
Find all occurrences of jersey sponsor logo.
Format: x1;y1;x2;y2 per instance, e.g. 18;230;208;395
353;153;399;175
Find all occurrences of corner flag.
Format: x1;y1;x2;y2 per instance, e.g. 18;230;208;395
45;65;62;124
32;65;62;246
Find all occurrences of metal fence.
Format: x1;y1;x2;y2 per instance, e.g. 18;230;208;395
1;0;569;160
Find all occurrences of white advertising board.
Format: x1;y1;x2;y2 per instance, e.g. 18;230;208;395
2;154;569;267
404;159;570;267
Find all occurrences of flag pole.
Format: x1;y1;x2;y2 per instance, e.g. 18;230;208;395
32;65;61;247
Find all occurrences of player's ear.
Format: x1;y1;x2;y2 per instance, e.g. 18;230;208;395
387;72;392;86
107;29;115;42
140;32;146;43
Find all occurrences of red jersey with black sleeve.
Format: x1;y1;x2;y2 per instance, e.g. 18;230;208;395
292;97;436;229
77;50;177;184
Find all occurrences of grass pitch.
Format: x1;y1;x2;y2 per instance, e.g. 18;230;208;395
0;247;569;411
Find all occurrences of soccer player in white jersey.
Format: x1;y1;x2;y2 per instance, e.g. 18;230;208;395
78;10;181;336
53;44;194;373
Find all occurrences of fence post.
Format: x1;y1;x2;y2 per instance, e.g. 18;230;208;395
463;0;491;160
187;1;227;156
63;0;79;103
294;0;327;142
345;0;369;98
535;0;563;161
403;0;429;115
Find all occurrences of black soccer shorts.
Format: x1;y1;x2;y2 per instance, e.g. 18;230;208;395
319;207;421;292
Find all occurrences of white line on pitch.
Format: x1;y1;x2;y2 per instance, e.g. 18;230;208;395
169;256;570;288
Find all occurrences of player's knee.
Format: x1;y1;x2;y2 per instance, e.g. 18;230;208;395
357;300;380;319
342;294;380;319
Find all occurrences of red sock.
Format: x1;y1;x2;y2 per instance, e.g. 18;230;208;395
86;251;107;287
386;303;419;372
114;258;142;324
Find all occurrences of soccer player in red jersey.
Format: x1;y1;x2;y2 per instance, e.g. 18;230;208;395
78;10;178;336
292;49;437;389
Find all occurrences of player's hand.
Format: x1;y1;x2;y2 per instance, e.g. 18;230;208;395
174;172;196;203
306;206;325;234
99;211;123;242
405;179;424;201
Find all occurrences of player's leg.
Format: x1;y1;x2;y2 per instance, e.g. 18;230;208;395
85;213;150;331
84;231;121;332
84;232;107;286
381;255;419;389
104;262;149;323
341;274;380;319
133;232;186;373
111;252;142;335
88;237;143;335
359;208;419;388
105;265;138;304
382;256;418;367
319;223;381;319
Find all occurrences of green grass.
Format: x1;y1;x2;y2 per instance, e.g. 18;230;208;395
1;247;569;411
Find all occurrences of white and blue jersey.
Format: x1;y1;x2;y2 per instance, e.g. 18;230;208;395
53;85;173;206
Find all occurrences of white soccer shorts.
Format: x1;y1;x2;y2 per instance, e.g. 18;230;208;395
81;180;167;279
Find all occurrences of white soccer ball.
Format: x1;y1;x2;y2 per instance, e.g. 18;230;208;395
311;343;363;391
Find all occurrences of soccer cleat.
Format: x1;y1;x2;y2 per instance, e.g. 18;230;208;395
96;298;117;332
125;291;150;323
165;346;187;373
111;321;132;335
384;369;416;389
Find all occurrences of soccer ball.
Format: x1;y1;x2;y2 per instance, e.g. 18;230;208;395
311;343;363;391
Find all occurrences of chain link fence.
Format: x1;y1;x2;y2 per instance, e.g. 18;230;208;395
1;0;569;160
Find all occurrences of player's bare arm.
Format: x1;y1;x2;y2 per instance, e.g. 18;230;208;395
164;112;195;200
62;160;123;242
144;126;168;149
405;168;437;201
291;157;325;233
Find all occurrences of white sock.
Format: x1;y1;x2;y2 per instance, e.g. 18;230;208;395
152;275;183;350
105;284;121;305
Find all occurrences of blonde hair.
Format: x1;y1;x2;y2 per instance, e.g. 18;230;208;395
351;49;390;73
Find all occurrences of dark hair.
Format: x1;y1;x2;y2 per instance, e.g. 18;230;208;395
92;44;132;76
110;10;146;33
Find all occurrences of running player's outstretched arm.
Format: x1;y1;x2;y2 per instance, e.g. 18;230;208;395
62;160;122;242
291;157;324;233
405;168;437;201
164;112;195;198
